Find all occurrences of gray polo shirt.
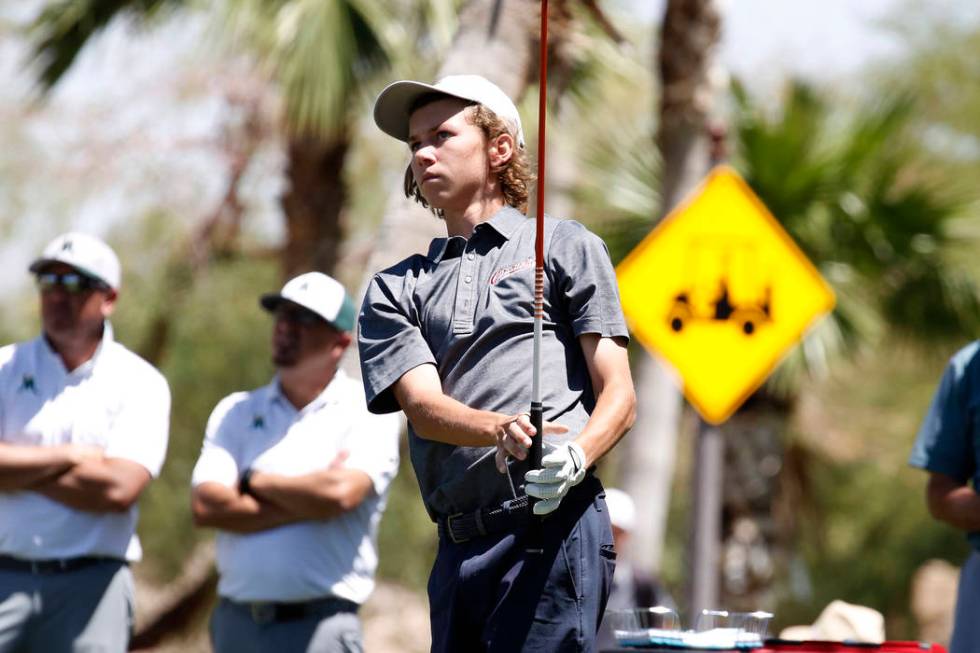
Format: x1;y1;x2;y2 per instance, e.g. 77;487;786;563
358;206;628;520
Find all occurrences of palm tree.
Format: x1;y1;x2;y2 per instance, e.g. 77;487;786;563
717;79;980;612
28;0;457;277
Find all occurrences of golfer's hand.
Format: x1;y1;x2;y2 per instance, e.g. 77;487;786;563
524;441;588;515
494;414;568;473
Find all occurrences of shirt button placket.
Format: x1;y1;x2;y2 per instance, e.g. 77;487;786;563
453;245;477;334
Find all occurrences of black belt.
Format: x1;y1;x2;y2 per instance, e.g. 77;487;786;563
437;474;602;545
0;555;124;575
228;597;359;625
438;495;532;544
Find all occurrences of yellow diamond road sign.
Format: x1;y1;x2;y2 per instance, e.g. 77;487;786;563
617;165;835;424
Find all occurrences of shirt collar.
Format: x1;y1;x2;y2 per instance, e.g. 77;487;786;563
425;206;527;263
482;206;528;240
267;368;349;414
39;321;113;378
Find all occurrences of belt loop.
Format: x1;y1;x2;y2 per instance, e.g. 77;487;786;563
446;513;467;544
473;508;486;536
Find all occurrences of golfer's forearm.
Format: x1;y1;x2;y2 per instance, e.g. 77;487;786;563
575;378;636;467
401;394;501;447
393;370;503;446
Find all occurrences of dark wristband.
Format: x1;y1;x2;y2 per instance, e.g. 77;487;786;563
238;467;255;496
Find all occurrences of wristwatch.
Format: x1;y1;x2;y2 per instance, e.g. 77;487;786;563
238;467;255;496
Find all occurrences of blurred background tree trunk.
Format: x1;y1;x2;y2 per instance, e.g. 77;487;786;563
281;136;349;276
620;0;722;584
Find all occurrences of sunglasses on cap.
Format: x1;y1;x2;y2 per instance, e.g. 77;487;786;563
36;272;109;294
274;305;326;326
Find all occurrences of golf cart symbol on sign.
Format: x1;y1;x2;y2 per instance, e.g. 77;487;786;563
667;238;772;336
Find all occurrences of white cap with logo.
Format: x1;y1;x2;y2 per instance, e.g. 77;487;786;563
29;232;121;290
373;74;525;148
260;272;356;332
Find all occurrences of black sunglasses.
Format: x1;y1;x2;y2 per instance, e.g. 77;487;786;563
36;272;109;294
274;305;325;326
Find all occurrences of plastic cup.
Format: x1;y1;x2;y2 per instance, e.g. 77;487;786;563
695;609;731;631
608;606;681;646
732;611;774;640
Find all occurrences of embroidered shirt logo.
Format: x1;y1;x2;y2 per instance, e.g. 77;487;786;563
489;257;535;285
251;415;265;430
18;374;37;395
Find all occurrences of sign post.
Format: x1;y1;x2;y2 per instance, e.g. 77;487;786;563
616;165;835;615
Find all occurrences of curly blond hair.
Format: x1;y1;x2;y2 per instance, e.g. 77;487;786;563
403;101;533;216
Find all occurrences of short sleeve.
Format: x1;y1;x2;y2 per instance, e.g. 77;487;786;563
190;394;247;488
358;272;436;414
910;350;977;482
104;365;171;478
342;409;402;496
548;220;629;342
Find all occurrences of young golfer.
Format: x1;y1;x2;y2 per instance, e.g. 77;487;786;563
359;74;636;651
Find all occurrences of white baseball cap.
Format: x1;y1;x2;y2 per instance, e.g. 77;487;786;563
604;488;636;532
260;272;356;332
29;232;121;290
373;74;526;148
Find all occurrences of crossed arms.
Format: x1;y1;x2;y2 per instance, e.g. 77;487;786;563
191;452;374;534
0;442;151;512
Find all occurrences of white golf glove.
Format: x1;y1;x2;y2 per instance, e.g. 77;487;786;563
524;441;587;515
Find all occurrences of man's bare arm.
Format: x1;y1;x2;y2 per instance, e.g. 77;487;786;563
570;334;636;467
33;457;151;513
249;466;374;521
0;442;102;491
191;481;301;533
393;363;567;459
926;472;980;532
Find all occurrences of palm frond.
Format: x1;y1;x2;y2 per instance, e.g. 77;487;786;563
732;76;980;386
30;0;184;90
221;0;393;139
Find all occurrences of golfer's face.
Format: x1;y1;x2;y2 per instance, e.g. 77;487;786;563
408;98;490;212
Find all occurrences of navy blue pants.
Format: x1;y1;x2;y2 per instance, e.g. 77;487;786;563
428;478;616;652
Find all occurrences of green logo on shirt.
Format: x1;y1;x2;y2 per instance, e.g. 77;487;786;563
18;375;36;395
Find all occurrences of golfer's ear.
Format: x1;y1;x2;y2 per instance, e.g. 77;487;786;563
488;132;515;169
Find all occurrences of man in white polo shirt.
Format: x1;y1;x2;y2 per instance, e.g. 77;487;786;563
0;232;171;652
191;272;400;653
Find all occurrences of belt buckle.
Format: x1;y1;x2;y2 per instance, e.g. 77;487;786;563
250;602;276;625
446;513;468;544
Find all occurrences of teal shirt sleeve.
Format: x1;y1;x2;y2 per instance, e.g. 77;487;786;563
909;343;980;484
